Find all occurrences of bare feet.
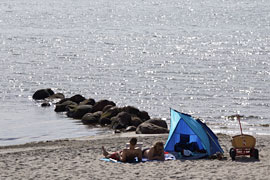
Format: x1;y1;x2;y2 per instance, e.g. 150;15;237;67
102;146;109;157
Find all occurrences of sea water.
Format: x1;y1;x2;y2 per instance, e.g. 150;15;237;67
0;0;269;146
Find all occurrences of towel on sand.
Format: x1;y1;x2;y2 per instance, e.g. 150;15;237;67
100;153;176;163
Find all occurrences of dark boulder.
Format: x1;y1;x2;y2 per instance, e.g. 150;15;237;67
66;104;78;113
144;118;168;129
111;117;125;130
117;112;132;127
70;94;86;104
102;105;114;112
82;111;102;124
56;98;70;105
55;100;77;112
135;119;168;134
32;88;55;100
121;106;150;121
67;105;93;119
92;100;116;113
136;122;169;134
41;102;51;107
100;106;120;120
138;111;151;121
47;89;54;95
110;112;131;129
79;98;96;106
99;117;111;125
130;116;143;127
48;93;65;100
122;106;140;116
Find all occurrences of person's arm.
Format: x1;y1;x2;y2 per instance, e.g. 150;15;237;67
137;149;142;162
157;151;165;161
120;149;127;162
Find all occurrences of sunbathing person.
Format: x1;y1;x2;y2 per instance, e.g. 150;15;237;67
142;141;165;161
102;137;142;162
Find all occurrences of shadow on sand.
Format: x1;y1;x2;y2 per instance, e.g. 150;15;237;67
231;156;260;163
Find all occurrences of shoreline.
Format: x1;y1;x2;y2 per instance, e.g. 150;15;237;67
0;133;269;179
0;131;266;149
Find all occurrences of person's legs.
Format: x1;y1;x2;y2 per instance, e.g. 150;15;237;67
102;146;121;160
102;146;109;157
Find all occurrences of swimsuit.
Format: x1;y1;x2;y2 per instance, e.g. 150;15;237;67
109;151;121;161
142;148;150;157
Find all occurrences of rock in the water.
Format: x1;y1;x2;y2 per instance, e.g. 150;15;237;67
118;112;132;127
33;89;160;135
136;122;169;134
122;106;140;116
32;88;55;100
99;117;111;125
135;119;168;134
138;111;151;121
100;106;120;120
55;100;77;112
111;117;124;130
56;98;70;105
92;100;116;113
110;112;131;129
144;118;168;129
70;94;86;104
122;106;150;121
102;105;114;112
79;98;96;106
130;117;143;127
67;105;93;119
81;111;102;124
41;102;51;107
48;93;65;100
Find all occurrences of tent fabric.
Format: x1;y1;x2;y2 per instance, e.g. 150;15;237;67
164;109;224;156
196;119;224;155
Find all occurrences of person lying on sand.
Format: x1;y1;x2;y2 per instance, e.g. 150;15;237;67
102;137;142;162
142;141;165;161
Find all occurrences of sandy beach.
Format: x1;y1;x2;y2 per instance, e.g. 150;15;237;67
0;133;269;180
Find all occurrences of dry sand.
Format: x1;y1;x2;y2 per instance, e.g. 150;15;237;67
0;133;269;180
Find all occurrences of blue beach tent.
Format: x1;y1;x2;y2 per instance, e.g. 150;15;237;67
165;109;224;156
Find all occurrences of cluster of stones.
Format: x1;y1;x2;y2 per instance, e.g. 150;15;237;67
32;88;169;134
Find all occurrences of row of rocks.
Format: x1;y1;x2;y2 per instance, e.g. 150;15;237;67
33;88;169;134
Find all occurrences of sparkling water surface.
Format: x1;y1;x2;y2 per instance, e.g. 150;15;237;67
0;0;269;146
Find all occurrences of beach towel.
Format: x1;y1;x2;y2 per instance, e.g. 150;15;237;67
100;153;176;163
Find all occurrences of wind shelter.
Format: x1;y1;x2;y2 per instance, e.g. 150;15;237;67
164;109;224;156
